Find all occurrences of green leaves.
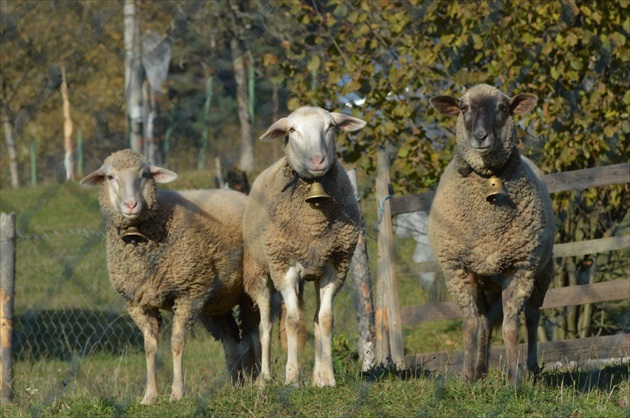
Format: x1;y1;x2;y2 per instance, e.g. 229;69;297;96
280;0;627;197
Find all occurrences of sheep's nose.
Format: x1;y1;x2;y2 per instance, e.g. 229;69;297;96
312;154;325;165
124;201;138;210
474;131;488;142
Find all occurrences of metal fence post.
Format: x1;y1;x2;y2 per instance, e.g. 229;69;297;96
1;212;16;404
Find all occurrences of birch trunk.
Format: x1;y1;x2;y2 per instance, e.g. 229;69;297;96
1;112;18;189
231;38;254;173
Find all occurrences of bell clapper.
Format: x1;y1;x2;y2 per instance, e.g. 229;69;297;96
121;225;148;244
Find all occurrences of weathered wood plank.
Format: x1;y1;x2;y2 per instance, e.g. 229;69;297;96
390;163;630;216
541;278;630;310
543;162;630;194
401;279;630;325
406;333;630;374
400;235;630;278
390;190;434;217
554;236;630;257
375;150;405;368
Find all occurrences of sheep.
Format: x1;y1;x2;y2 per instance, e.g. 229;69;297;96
243;106;366;387
80;149;258;404
428;84;555;386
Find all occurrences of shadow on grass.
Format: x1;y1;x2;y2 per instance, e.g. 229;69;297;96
362;361;432;382
361;358;628;395
14;308;143;360
541;362;629;392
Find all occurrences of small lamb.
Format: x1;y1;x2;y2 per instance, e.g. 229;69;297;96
81;149;257;404
244;106;366;386
428;84;555;385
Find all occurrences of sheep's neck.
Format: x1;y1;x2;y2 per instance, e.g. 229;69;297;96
458;148;520;179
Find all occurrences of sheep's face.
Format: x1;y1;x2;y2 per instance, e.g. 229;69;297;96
430;84;537;171
80;149;177;221
260;106;366;179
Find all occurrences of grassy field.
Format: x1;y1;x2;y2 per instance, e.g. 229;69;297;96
1;172;628;417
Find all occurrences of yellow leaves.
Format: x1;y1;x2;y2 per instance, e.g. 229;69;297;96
307;55;320;72
603;125;616;138
472;34;483;50
287;97;301;111
565;32;578;46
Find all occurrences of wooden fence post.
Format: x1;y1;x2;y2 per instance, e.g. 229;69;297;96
347;169;376;371
375;150;405;368
0;212;16;404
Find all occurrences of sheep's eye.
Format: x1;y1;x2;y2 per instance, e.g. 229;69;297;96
288;127;296;134
461;105;469;113
107;175;114;181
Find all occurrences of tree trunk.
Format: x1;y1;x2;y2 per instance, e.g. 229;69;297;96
124;0;143;153
271;82;280;163
61;67;73;181
231;38;254;173
1;112;19;189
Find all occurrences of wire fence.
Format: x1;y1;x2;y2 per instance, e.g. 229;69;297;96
11;226;364;365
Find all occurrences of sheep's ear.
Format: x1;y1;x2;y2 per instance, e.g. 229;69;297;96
260;117;288;142
430;96;461;116
149;166;178;183
509;93;537;115
80;168;106;188
331;113;367;132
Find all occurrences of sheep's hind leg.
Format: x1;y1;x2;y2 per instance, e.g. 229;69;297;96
254;282;273;386
312;264;339;387
205;312;243;385
128;305;161;404
525;260;552;381
524;301;541;381
279;267;302;386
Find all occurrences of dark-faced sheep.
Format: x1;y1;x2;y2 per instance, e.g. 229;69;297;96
244;106;366;387
428;84;555;386
81;149;258;403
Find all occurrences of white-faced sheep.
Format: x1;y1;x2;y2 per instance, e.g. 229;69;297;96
428;84;555;385
244;106;366;386
80;149;258;404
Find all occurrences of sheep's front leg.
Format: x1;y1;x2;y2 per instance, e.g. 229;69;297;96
501;272;535;387
170;302;198;401
474;293;491;380
444;270;479;381
279;267;302;386
128;305;160;405
312;264;339;387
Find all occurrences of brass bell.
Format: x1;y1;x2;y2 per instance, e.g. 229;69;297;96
121;226;148;244
486;176;508;203
305;181;331;204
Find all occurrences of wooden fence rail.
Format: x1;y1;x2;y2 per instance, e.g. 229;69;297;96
376;160;630;371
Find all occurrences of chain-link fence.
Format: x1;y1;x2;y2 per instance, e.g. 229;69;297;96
8;223;366;382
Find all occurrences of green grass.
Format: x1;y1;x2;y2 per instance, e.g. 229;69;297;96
1;173;629;417
4;360;629;417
